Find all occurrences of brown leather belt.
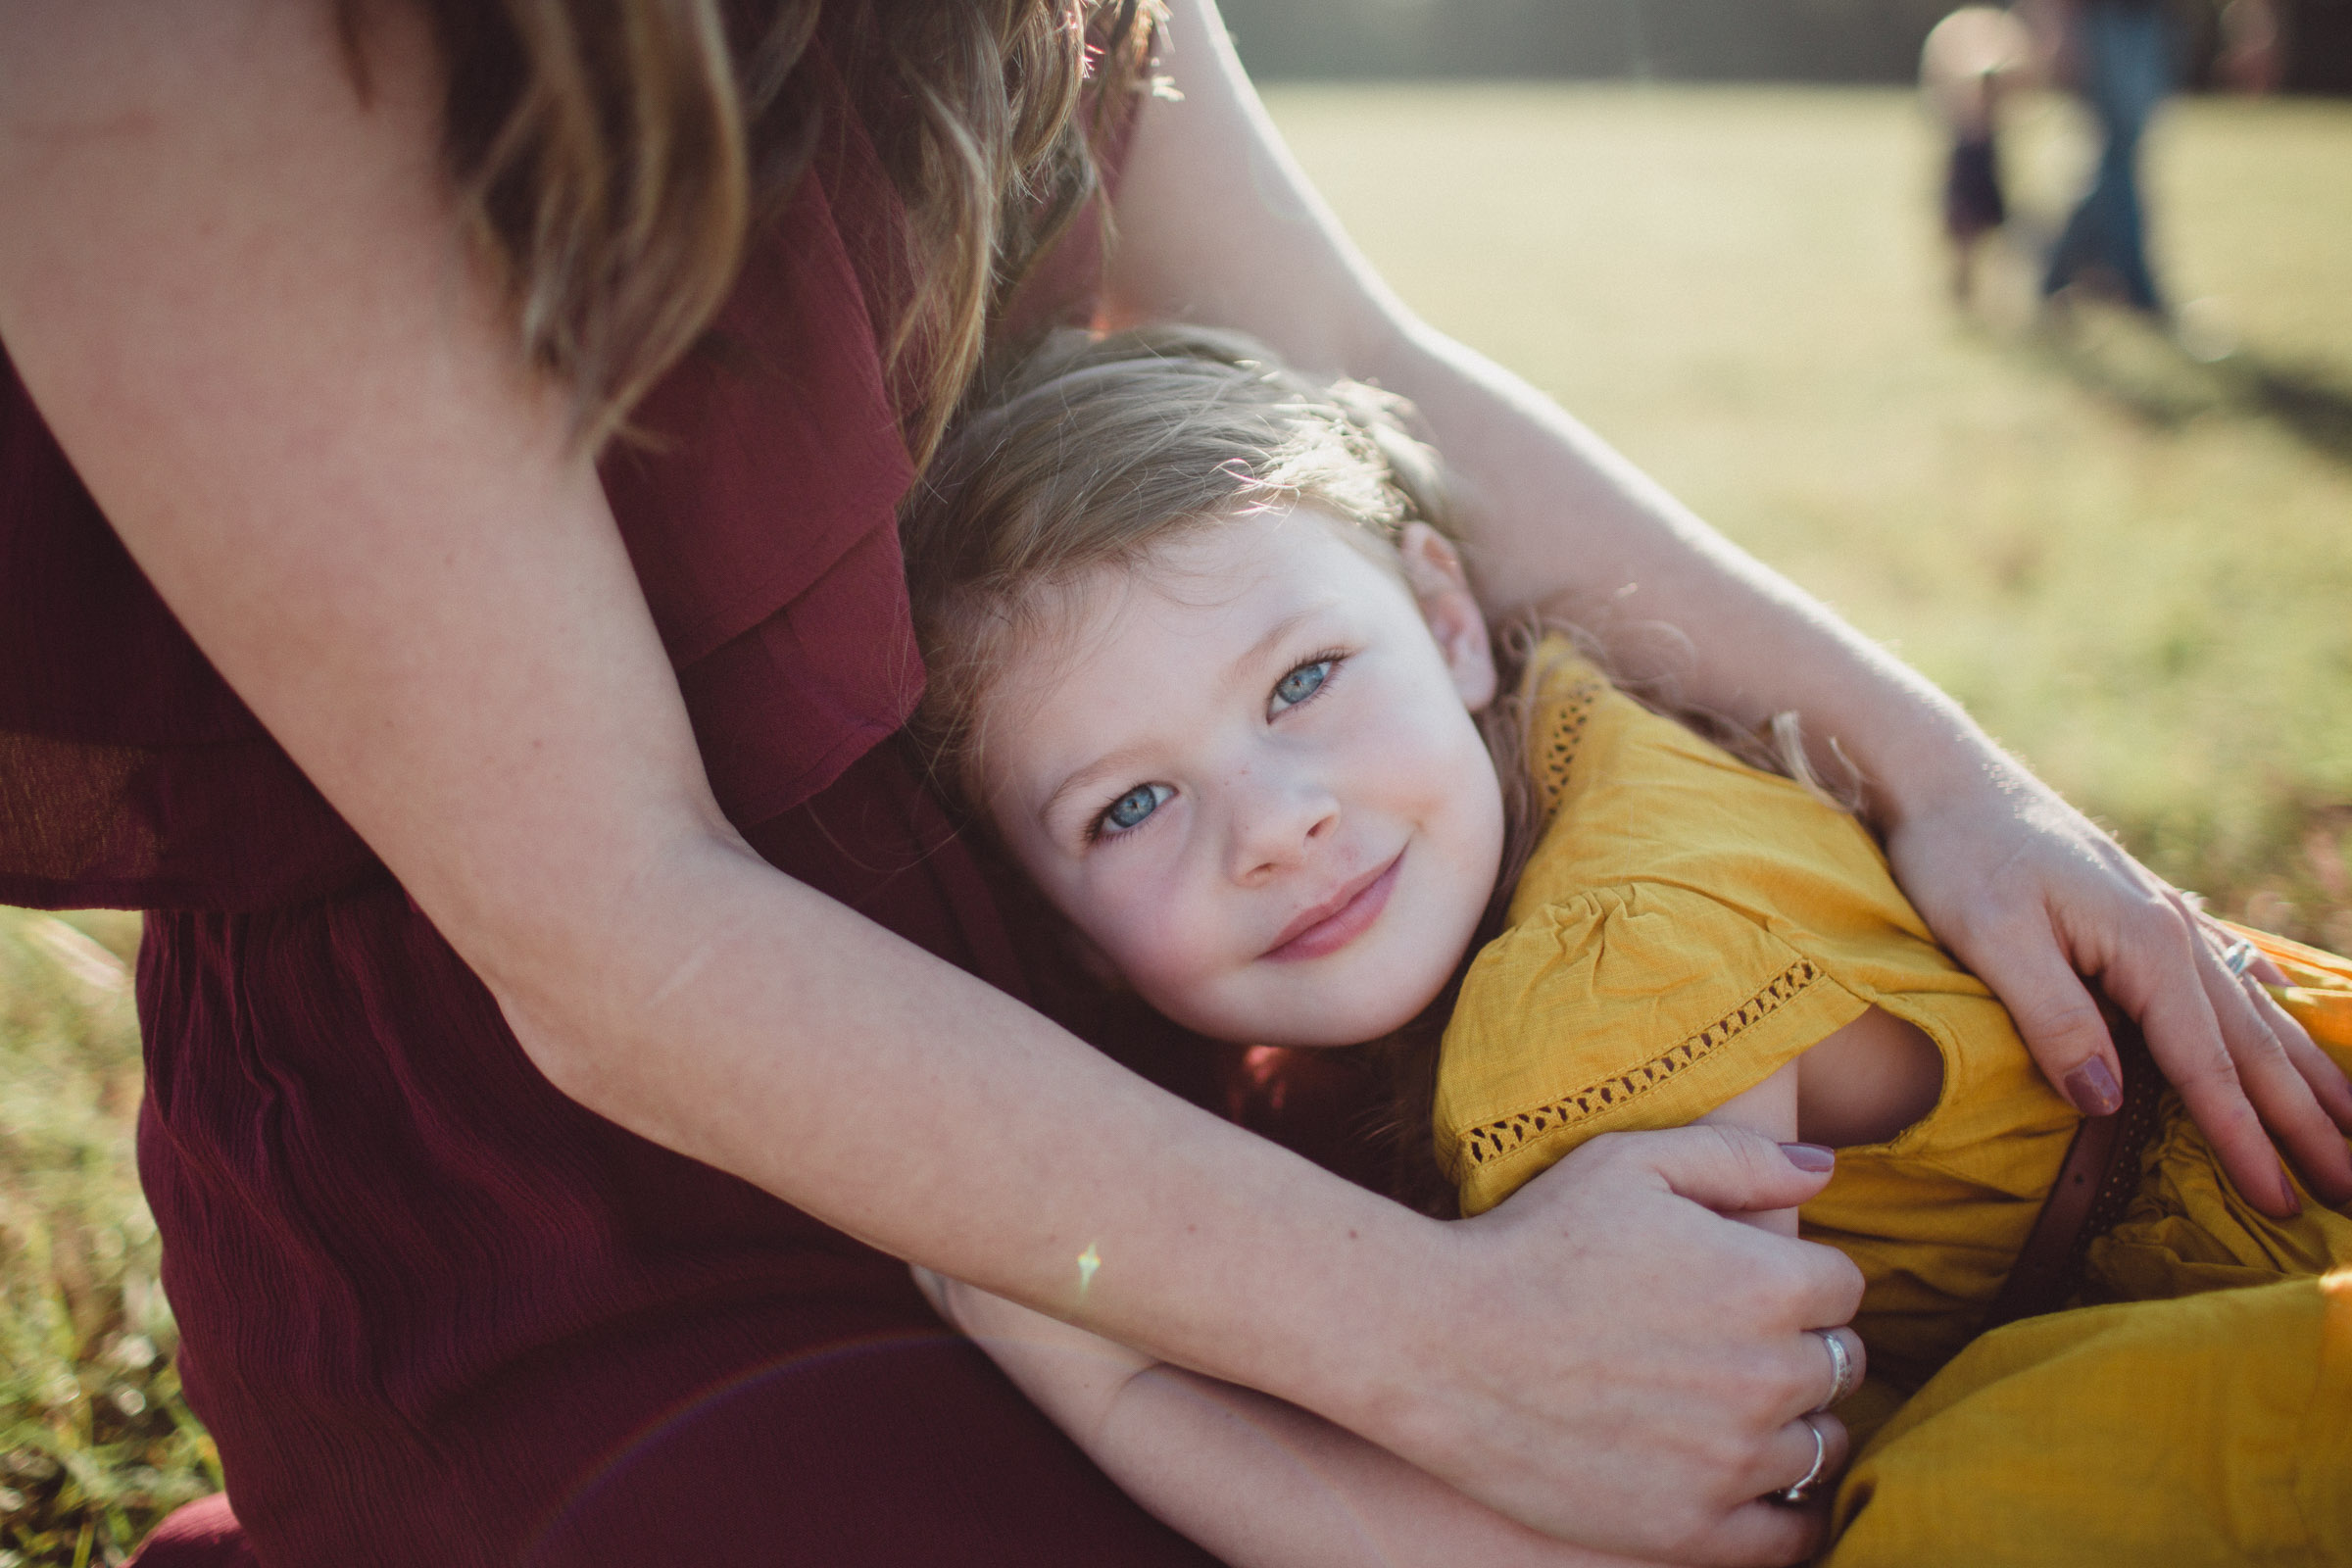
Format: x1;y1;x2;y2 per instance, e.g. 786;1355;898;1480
1980;1017;2166;1333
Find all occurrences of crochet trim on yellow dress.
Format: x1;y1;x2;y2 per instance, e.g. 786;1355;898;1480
1531;666;1605;816
1455;956;1828;1169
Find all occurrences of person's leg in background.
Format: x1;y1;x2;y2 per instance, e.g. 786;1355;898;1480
2044;0;2175;313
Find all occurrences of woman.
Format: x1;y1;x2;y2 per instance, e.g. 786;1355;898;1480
0;3;2339;1564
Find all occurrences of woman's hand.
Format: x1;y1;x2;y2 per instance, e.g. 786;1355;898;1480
1881;753;2352;1215
923;1129;1865;1567
1359;1128;1862;1566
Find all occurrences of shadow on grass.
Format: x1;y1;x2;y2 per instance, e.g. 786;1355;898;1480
2023;304;2352;467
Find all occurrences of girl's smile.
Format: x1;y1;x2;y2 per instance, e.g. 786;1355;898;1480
1263;851;1402;962
973;506;1504;1048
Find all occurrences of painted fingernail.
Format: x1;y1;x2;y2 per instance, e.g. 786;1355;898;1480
1780;1142;1837;1173
2063;1057;2123;1117
2278;1169;2302;1218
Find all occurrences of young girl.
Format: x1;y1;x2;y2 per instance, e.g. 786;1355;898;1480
899;324;2352;1566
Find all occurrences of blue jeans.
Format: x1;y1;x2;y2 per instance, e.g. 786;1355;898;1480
2044;2;2174;311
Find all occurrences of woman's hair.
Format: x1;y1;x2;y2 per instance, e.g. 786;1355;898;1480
347;0;1158;456
900;322;1469;815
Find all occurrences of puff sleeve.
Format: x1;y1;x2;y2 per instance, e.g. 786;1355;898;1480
1435;881;1870;1216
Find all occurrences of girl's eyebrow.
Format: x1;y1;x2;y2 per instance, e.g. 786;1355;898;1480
1040;746;1153;833
1230;603;1333;689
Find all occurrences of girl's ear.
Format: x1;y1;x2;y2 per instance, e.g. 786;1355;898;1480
1397;523;1497;712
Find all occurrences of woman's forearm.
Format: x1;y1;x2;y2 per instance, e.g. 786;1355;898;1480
495;828;1439;1428
927;1271;1668;1568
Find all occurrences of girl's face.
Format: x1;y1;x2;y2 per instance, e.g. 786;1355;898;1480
975;509;1505;1048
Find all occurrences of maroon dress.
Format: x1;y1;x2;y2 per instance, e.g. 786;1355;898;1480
0;31;1382;1567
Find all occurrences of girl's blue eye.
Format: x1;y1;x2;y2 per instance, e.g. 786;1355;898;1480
1102;782;1172;835
1270;659;1333;715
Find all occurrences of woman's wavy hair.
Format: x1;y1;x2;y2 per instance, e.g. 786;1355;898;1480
345;0;1159;458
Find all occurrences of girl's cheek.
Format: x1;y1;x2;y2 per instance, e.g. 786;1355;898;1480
1106;888;1220;990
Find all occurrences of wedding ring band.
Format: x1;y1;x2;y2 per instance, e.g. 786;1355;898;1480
1811;1328;1859;1412
1772;1414;1830;1506
2220;938;2258;979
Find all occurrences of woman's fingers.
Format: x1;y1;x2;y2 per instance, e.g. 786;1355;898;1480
1885;776;2341;1218
1952;902;2126;1116
1744;1411;1849;1505
2093;897;2305;1215
1682;1417;1850;1568
1425;1128;1867;1564
2179;907;2352;1201
1705;1499;1831;1568
2211;923;2352;1135
1644;1124;1846;1217
1800;1327;1868;1414
2280;1019;2352;1135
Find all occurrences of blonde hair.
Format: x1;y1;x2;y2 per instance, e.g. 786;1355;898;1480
349;0;1159;456
902;323;1464;808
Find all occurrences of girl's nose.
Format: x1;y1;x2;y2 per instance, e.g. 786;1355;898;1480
1227;773;1340;884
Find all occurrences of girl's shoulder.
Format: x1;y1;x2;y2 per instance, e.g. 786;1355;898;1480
1507;638;1908;940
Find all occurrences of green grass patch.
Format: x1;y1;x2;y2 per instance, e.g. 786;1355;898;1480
0;908;216;1567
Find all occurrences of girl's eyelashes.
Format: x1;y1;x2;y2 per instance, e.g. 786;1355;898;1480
1090;781;1174;843
1079;650;1347;846
1268;652;1347;718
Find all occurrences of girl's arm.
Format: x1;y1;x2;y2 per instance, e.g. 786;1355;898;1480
0;6;1853;1561
1104;0;2352;1218
913;1266;1713;1568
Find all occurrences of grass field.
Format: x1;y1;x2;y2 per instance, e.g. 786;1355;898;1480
4;84;2350;1563
0;911;213;1566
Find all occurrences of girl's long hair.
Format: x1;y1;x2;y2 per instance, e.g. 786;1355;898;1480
346;0;1158;457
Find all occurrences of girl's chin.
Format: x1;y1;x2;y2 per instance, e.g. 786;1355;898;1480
1234;992;1448;1049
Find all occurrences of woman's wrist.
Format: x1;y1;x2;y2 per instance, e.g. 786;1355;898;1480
1848;696;2012;838
1772;641;2016;842
1302;1208;1465;1449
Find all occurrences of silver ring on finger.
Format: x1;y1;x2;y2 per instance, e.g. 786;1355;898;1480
2219;938;2258;979
1771;1414;1830;1507
1809;1328;1859;1412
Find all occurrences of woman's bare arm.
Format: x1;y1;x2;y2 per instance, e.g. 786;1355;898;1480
0;5;1856;1561
914;1266;1693;1568
1103;0;2352;1216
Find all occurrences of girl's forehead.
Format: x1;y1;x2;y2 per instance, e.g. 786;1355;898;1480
970;512;1409;793
998;510;1395;689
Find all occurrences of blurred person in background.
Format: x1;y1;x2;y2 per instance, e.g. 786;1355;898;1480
1921;7;2038;306
2032;0;2180;315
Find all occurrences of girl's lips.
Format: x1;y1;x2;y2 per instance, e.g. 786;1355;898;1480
1263;853;1403;961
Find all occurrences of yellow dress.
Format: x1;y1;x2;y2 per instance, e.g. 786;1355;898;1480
1433;643;2352;1563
